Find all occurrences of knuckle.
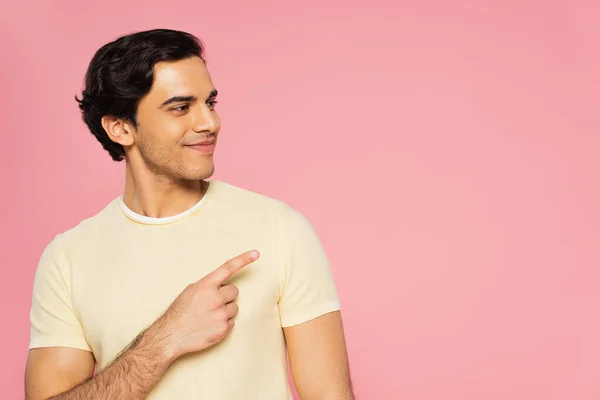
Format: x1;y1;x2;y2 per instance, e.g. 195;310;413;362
195;280;208;290
223;260;235;275
216;308;229;320
210;296;224;309
216;321;230;335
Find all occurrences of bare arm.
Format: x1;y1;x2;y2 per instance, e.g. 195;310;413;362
25;323;175;400
284;311;354;400
25;250;258;400
25;347;94;400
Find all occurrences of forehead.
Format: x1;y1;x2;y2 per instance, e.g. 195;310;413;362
146;56;215;102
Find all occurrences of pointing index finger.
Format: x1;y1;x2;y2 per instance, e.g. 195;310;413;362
203;250;259;286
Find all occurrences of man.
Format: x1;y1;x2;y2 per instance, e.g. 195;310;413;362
24;29;353;399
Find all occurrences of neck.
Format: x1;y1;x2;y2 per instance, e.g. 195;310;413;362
122;161;207;218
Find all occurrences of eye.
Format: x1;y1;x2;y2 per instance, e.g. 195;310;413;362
207;100;219;109
170;105;190;113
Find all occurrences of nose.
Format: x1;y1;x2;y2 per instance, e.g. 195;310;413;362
192;105;218;134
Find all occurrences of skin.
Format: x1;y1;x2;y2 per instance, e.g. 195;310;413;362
25;56;353;399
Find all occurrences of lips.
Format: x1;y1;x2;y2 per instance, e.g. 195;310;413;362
185;141;216;155
186;140;215;146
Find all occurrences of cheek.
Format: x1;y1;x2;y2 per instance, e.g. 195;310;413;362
166;119;189;142
147;116;189;145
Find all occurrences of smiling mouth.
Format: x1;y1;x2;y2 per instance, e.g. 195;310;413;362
187;139;215;146
185;141;216;154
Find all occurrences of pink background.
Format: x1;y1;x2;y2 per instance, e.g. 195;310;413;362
1;1;599;399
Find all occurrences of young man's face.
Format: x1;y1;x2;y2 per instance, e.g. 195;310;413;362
129;56;221;181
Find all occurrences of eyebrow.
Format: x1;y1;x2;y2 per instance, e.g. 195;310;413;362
159;89;219;108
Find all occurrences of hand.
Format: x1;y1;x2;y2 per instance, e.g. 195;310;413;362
150;250;260;361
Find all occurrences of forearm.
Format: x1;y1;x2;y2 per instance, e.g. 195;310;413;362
330;383;355;400
294;370;355;400
48;327;175;400
298;381;355;400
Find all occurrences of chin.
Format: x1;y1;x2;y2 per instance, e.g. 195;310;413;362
180;164;215;181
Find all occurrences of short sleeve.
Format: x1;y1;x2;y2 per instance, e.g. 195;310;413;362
277;202;341;327
29;236;92;352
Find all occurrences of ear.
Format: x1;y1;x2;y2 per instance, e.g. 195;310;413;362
101;115;135;147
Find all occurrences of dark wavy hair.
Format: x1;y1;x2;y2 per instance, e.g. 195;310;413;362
75;29;205;161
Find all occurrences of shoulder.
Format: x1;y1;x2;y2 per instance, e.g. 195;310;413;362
44;197;121;256
210;179;311;234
